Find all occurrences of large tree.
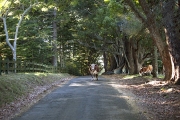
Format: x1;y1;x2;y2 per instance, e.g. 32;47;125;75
124;0;180;84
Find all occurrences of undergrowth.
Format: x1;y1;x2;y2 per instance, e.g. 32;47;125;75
0;73;70;107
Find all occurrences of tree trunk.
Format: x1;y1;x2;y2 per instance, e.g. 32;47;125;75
162;0;180;84
148;25;173;81
2;4;33;73
103;51;108;72
2;18;15;60
2;5;32;61
52;7;58;67
131;39;140;74
152;45;158;77
126;38;135;74
109;55;116;71
173;0;180;84
59;45;65;68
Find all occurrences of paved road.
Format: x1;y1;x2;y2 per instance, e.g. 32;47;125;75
13;76;146;120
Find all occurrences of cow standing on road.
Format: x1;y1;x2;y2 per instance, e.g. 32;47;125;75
89;64;99;81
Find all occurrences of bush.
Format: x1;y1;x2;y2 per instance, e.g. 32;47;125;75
65;62;81;76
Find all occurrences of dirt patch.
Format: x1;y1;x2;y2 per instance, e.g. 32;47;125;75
103;74;180;120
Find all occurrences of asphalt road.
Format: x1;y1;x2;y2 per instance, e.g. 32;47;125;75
12;76;146;120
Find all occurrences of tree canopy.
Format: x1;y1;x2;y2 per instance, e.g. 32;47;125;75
0;0;180;84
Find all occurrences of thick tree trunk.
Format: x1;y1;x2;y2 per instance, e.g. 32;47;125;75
109;55;116;71
126;38;135;74
148;25;173;81
132;41;139;74
173;1;180;84
162;0;180;84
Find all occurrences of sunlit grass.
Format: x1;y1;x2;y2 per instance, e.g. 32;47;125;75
157;74;165;79
34;72;47;76
0;73;70;107
122;74;164;79
122;74;139;79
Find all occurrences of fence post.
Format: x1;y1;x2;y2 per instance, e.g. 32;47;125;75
32;62;35;72
14;59;17;73
24;61;26;72
0;56;2;75
18;60;21;73
5;58;9;74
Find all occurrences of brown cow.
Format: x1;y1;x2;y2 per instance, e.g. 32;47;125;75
139;65;153;76
89;64;99;80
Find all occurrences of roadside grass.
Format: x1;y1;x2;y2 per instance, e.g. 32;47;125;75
0;73;70;107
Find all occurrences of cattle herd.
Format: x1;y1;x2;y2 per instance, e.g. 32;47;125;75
88;64;153;80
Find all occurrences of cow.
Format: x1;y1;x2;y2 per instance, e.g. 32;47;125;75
139;65;153;76
89;64;99;80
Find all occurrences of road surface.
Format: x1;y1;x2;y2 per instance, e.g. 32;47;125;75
12;76;146;120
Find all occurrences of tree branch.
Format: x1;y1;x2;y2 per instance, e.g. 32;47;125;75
124;0;146;23
2;17;14;51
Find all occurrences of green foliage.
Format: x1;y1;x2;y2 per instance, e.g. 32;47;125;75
65;62;82;76
0;0;159;75
107;0;123;16
120;13;143;36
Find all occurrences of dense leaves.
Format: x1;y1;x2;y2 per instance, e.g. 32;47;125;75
0;0;179;79
0;0;155;75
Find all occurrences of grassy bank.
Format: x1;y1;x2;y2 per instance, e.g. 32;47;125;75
0;73;71;107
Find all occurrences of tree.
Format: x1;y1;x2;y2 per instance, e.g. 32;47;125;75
0;0;37;61
162;0;180;84
124;0;180;84
70;0;153;74
71;0;123;72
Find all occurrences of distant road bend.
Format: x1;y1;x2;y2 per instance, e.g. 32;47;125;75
13;76;147;120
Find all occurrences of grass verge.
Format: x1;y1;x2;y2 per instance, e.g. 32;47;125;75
0;73;71;107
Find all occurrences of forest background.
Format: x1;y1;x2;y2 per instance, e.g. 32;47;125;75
0;0;180;84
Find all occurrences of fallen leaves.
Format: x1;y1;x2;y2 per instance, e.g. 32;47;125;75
103;74;180;120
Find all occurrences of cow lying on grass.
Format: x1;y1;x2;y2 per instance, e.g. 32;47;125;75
89;64;99;80
139;65;153;76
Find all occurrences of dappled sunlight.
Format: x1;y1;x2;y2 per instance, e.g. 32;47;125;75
122;74;139;79
87;82;101;86
69;81;101;87
69;83;85;87
34;72;47;76
109;83;125;88
162;88;174;93
144;80;167;87
103;74;180;120
120;95;131;100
